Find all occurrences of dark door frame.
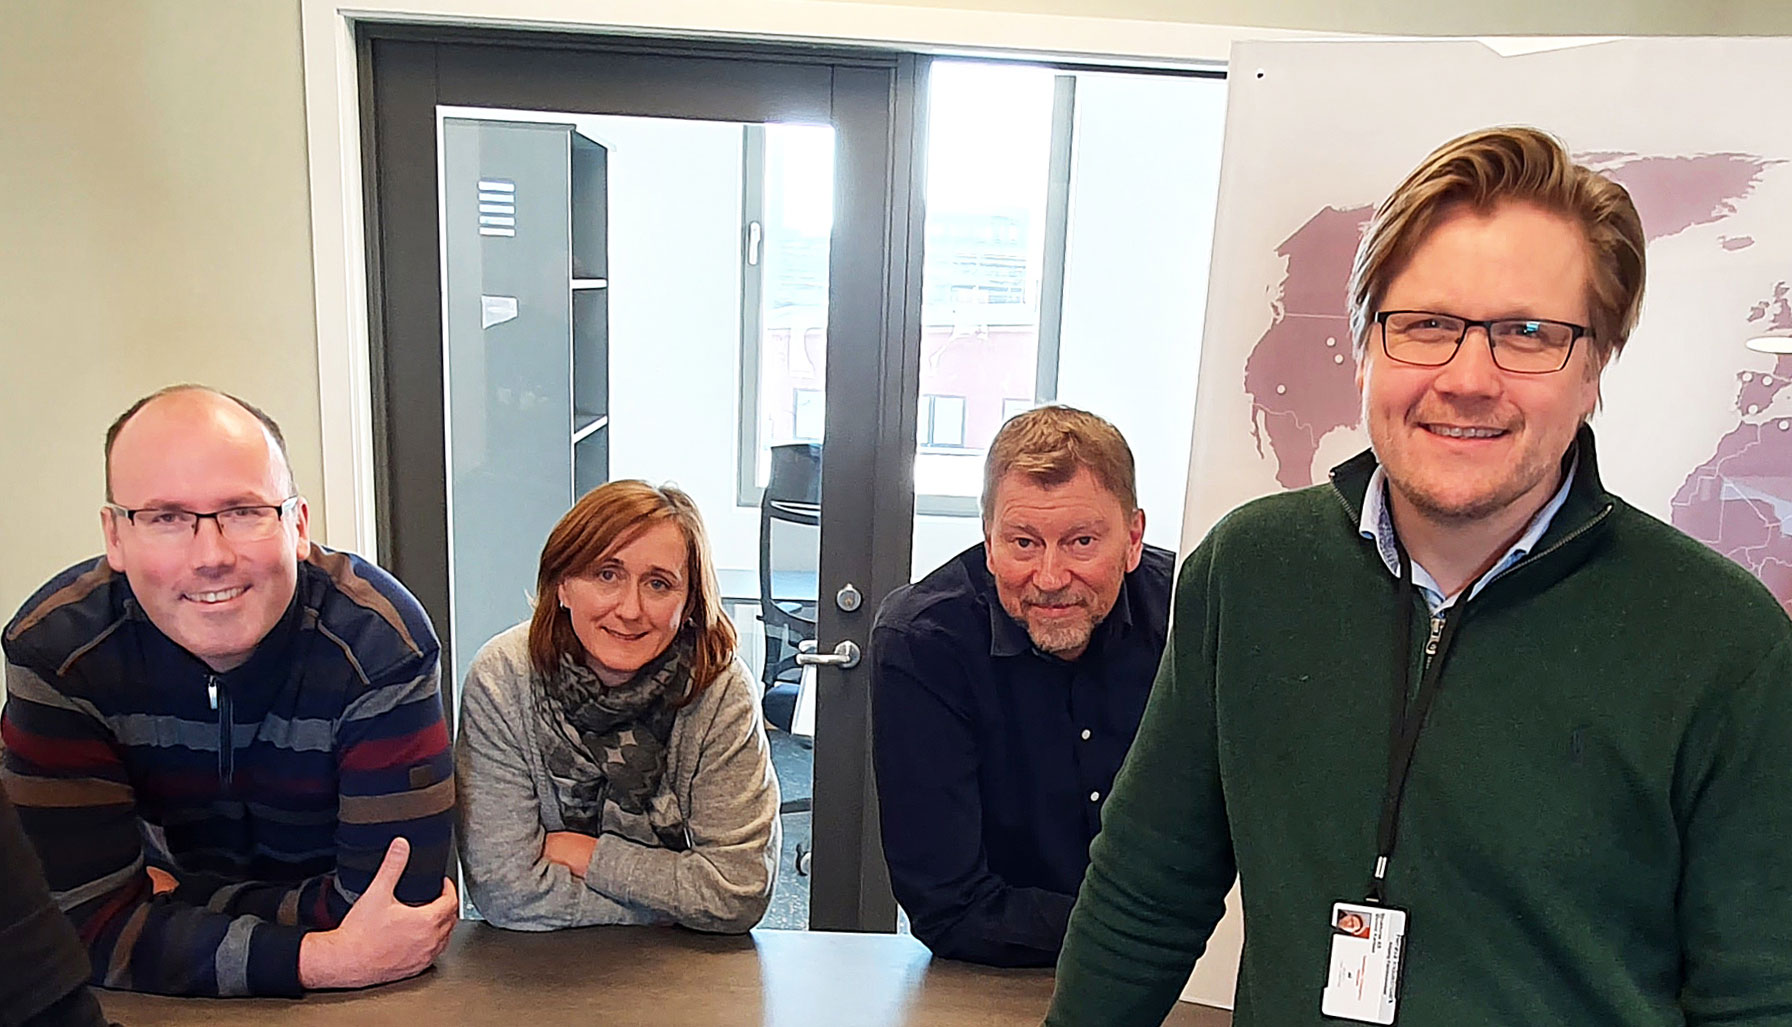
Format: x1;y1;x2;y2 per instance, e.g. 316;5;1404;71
358;23;924;932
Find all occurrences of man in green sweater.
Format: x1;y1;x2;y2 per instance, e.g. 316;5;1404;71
1045;126;1792;1026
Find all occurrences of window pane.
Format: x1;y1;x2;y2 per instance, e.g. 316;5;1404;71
932;395;966;447
793;388;824;441
910;66;1228;577
753;123;835;487
913;62;1056;497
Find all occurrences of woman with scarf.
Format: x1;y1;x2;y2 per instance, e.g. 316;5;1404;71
456;480;780;931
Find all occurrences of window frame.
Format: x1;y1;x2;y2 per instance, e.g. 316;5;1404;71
734;72;1078;515
918;393;969;449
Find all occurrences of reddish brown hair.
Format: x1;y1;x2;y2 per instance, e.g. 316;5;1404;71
981;405;1137;525
527;480;736;700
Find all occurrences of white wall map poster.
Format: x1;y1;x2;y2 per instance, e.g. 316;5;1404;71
1179;36;1792;1009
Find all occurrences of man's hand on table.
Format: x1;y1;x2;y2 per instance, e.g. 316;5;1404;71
298;837;458;990
543;831;598;878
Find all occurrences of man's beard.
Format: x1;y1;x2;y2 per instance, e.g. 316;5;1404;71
1018;586;1100;657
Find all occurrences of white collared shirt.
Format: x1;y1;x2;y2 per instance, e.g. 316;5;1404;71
1359;454;1579;615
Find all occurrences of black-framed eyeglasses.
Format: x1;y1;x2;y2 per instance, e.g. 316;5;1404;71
1375;310;1589;374
106;496;300;544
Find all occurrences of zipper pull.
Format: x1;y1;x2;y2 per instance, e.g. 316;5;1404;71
1424;614;1446;658
206;676;219;710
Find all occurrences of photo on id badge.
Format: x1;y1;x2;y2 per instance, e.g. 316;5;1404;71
1334;908;1372;940
1321;901;1406;1025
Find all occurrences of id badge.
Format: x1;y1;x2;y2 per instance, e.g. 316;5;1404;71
1320;901;1407;1024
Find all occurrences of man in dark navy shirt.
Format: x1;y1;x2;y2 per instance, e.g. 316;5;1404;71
871;405;1174;967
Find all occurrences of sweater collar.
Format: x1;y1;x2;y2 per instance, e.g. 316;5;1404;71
1328;423;1617;589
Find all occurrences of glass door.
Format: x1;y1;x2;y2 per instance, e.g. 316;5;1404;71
362;30;921;932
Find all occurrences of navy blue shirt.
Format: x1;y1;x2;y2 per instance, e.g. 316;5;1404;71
870;542;1174;966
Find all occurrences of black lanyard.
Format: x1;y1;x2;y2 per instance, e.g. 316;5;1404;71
1366;538;1462;905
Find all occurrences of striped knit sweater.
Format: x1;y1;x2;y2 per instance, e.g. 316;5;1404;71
1;547;454;997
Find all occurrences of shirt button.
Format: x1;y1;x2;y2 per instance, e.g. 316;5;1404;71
1089;790;1101;802
1080;729;1092;741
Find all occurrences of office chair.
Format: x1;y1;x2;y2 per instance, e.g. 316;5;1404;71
758;442;821;734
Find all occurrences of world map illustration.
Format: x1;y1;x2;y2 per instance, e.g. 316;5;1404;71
1240;152;1792;613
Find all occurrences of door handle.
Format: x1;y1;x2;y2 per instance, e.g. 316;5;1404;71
795;640;861;669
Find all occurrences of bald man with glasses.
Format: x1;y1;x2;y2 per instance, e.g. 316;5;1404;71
2;385;457;998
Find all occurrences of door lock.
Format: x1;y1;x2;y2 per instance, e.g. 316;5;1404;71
836;582;863;612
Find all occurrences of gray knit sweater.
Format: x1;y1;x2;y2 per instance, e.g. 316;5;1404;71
455;623;781;933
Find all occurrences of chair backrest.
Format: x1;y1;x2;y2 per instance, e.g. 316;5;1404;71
759;444;821;690
766;442;822;506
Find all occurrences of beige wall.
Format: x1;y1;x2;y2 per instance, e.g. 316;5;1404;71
5;0;1791;624
0;0;319;622
824;0;1792;36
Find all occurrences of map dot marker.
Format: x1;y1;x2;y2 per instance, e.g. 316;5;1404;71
1276;384;1287;395
1749;405;1761;415
1766;376;1776;386
1743;373;1754;383
1781;421;1790;431
1334;354;1344;365
1326;337;1337;347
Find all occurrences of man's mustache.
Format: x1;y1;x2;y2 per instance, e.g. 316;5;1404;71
1023;588;1090;608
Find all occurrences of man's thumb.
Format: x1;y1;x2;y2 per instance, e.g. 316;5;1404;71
366;837;412;899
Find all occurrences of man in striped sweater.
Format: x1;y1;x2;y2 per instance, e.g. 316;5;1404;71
1;385;457;997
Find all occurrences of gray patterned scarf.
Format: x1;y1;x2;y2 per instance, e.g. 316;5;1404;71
536;632;693;850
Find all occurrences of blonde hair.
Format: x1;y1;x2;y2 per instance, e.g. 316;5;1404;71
1347;126;1646;368
527;480;736;701
981;405;1137;524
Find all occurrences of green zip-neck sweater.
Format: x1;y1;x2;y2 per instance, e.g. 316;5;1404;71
1047;428;1792;1026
